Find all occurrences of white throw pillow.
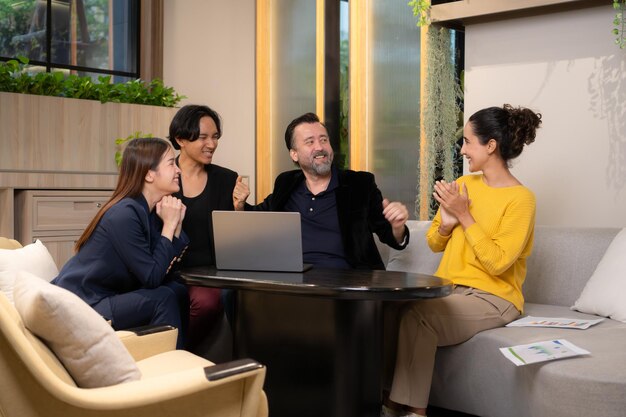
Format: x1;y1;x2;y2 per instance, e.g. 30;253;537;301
572;228;626;322
13;270;141;388
0;239;59;304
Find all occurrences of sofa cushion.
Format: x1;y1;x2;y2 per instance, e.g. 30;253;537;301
0;239;58;304
430;303;626;417
383;222;626;417
522;226;619;307
137;349;213;379
13;270;142;388
572;228;626;322
385;221;442;275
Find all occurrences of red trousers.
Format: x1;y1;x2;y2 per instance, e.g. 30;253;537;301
186;286;223;351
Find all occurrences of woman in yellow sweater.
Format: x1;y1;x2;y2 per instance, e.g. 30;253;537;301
383;104;542;417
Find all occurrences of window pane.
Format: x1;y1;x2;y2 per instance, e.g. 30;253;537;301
51;0;138;73
1;0;138;78
0;0;44;62
108;0;138;74
49;0;71;63
21;63;47;75
75;70;133;83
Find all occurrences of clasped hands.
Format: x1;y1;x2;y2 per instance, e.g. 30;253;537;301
432;180;473;234
157;195;186;239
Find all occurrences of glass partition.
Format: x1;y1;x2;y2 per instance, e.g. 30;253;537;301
367;0;421;217
270;0;317;177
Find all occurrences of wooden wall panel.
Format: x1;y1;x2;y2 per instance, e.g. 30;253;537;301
0;92;178;175
0;92;178;239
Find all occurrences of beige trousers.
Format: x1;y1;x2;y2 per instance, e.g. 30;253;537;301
388;286;520;409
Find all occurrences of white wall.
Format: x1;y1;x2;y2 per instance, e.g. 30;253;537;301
163;0;256;200
465;5;626;227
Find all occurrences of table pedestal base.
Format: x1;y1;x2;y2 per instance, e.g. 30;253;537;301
235;291;383;417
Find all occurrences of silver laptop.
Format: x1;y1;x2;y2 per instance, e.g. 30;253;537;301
212;211;313;272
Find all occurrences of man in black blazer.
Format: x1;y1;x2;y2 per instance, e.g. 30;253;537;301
233;112;409;270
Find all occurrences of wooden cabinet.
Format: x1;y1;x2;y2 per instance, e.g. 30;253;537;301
15;190;112;269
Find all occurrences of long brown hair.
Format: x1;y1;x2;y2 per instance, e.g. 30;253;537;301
74;137;171;251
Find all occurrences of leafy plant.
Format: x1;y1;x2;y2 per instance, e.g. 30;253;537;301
114;131;153;166
408;0;431;27
613;0;626;48
0;57;185;107
408;0;463;220
0;0;34;55
418;26;463;219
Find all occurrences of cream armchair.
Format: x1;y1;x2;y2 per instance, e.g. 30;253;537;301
0;238;268;417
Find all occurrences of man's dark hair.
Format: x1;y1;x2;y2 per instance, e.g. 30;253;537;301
284;112;322;151
168;104;222;150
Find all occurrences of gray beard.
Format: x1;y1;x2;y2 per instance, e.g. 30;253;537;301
311;160;332;175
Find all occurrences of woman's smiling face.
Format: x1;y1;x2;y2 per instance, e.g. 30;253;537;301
461;121;493;173
150;147;181;194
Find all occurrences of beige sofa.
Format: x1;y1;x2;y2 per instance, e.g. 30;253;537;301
0;238;268;417
378;221;626;417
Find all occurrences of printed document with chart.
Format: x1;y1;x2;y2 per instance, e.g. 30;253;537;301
505;316;604;330
500;339;590;366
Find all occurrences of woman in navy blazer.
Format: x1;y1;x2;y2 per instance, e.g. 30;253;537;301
53;138;190;348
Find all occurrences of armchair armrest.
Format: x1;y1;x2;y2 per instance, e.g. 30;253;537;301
47;358;267;413
116;325;178;361
0;237;22;249
204;358;264;381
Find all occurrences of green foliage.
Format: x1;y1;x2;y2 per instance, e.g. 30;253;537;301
114;131;153;166
338;38;350;170
0;0;34;55
415;26;463;220
0;57;185;107
408;0;431;27
613;0;626;49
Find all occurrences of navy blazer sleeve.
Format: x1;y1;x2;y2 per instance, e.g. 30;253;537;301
102;200;189;289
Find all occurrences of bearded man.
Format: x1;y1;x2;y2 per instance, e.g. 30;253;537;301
233;112;409;270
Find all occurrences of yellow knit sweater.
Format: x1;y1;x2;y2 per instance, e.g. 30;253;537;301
427;174;536;312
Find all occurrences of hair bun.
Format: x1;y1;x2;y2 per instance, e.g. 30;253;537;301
503;104;542;151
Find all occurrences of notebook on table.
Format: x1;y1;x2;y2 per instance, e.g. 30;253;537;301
212;210;313;272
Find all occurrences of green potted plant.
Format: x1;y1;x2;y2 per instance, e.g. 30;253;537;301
408;0;431;27
115;132;153;166
407;1;463;219
0;56;185;107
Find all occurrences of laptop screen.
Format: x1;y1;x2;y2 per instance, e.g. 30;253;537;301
212;211;311;272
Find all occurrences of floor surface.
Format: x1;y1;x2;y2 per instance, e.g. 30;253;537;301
427;406;478;417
